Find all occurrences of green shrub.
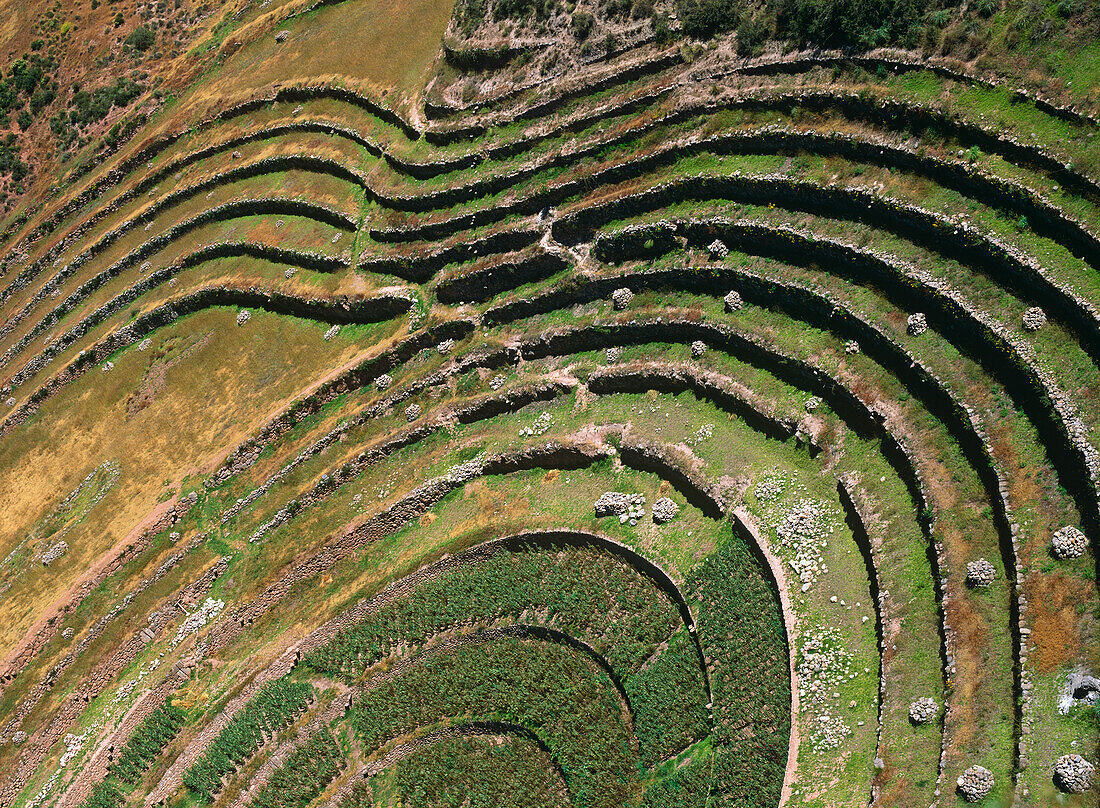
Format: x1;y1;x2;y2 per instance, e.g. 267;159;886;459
573;11;596;39
676;0;745;38
768;0;935;48
125;25;156;52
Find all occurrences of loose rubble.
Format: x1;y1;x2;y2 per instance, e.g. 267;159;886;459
966;558;997;588
42;540;68;566
651;497;679;523
957;765;994;802
1054;753;1094;793
906;312;928;335
1051;525;1087;559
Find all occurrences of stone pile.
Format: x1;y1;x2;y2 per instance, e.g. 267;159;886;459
651;497;679;523
489;374;506;390
690;340;707;357
966;558;997;588
1052;525;1087;559
236;309;251;326
708;239;729;259
1054;753;1094;793
594;492;646;525
375;374;393;391
323;325;340;341
437;339;455;354
404;403;421;421
724;290;743;312
1022;306;1047;331
908;697;938;724
606;346;623;363
611;288;634;310
957;765;994;802
906;312;928;335
845;340;860;354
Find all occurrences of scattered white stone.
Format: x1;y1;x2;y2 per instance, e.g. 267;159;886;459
909;697;938;724
724;290;743;312
1054;754;1094;793
966;558;997;588
61;627;74;639
652;497;679;523
520;411;553;437
274;29;289;42
1022;306;1047;331
5;397;14;407
236;310;251;326
169;531;181;542
489;374;506;390
1052;525;1088;559
437;339;455;355
606;346;623;364
907;312;928;336
173;597;224;646
138;338;152;351
957;765;994;802
805;396;823;413
11;731;27;746
323;325;340;341
845;340;861;355
284;268;297;279
690;340;707;357
101;361;114;372
611;288;634;310
404;403;421;421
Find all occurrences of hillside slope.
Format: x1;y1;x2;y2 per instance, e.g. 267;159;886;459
0;0;1097;807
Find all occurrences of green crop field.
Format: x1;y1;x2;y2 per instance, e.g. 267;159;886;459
0;0;1096;806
